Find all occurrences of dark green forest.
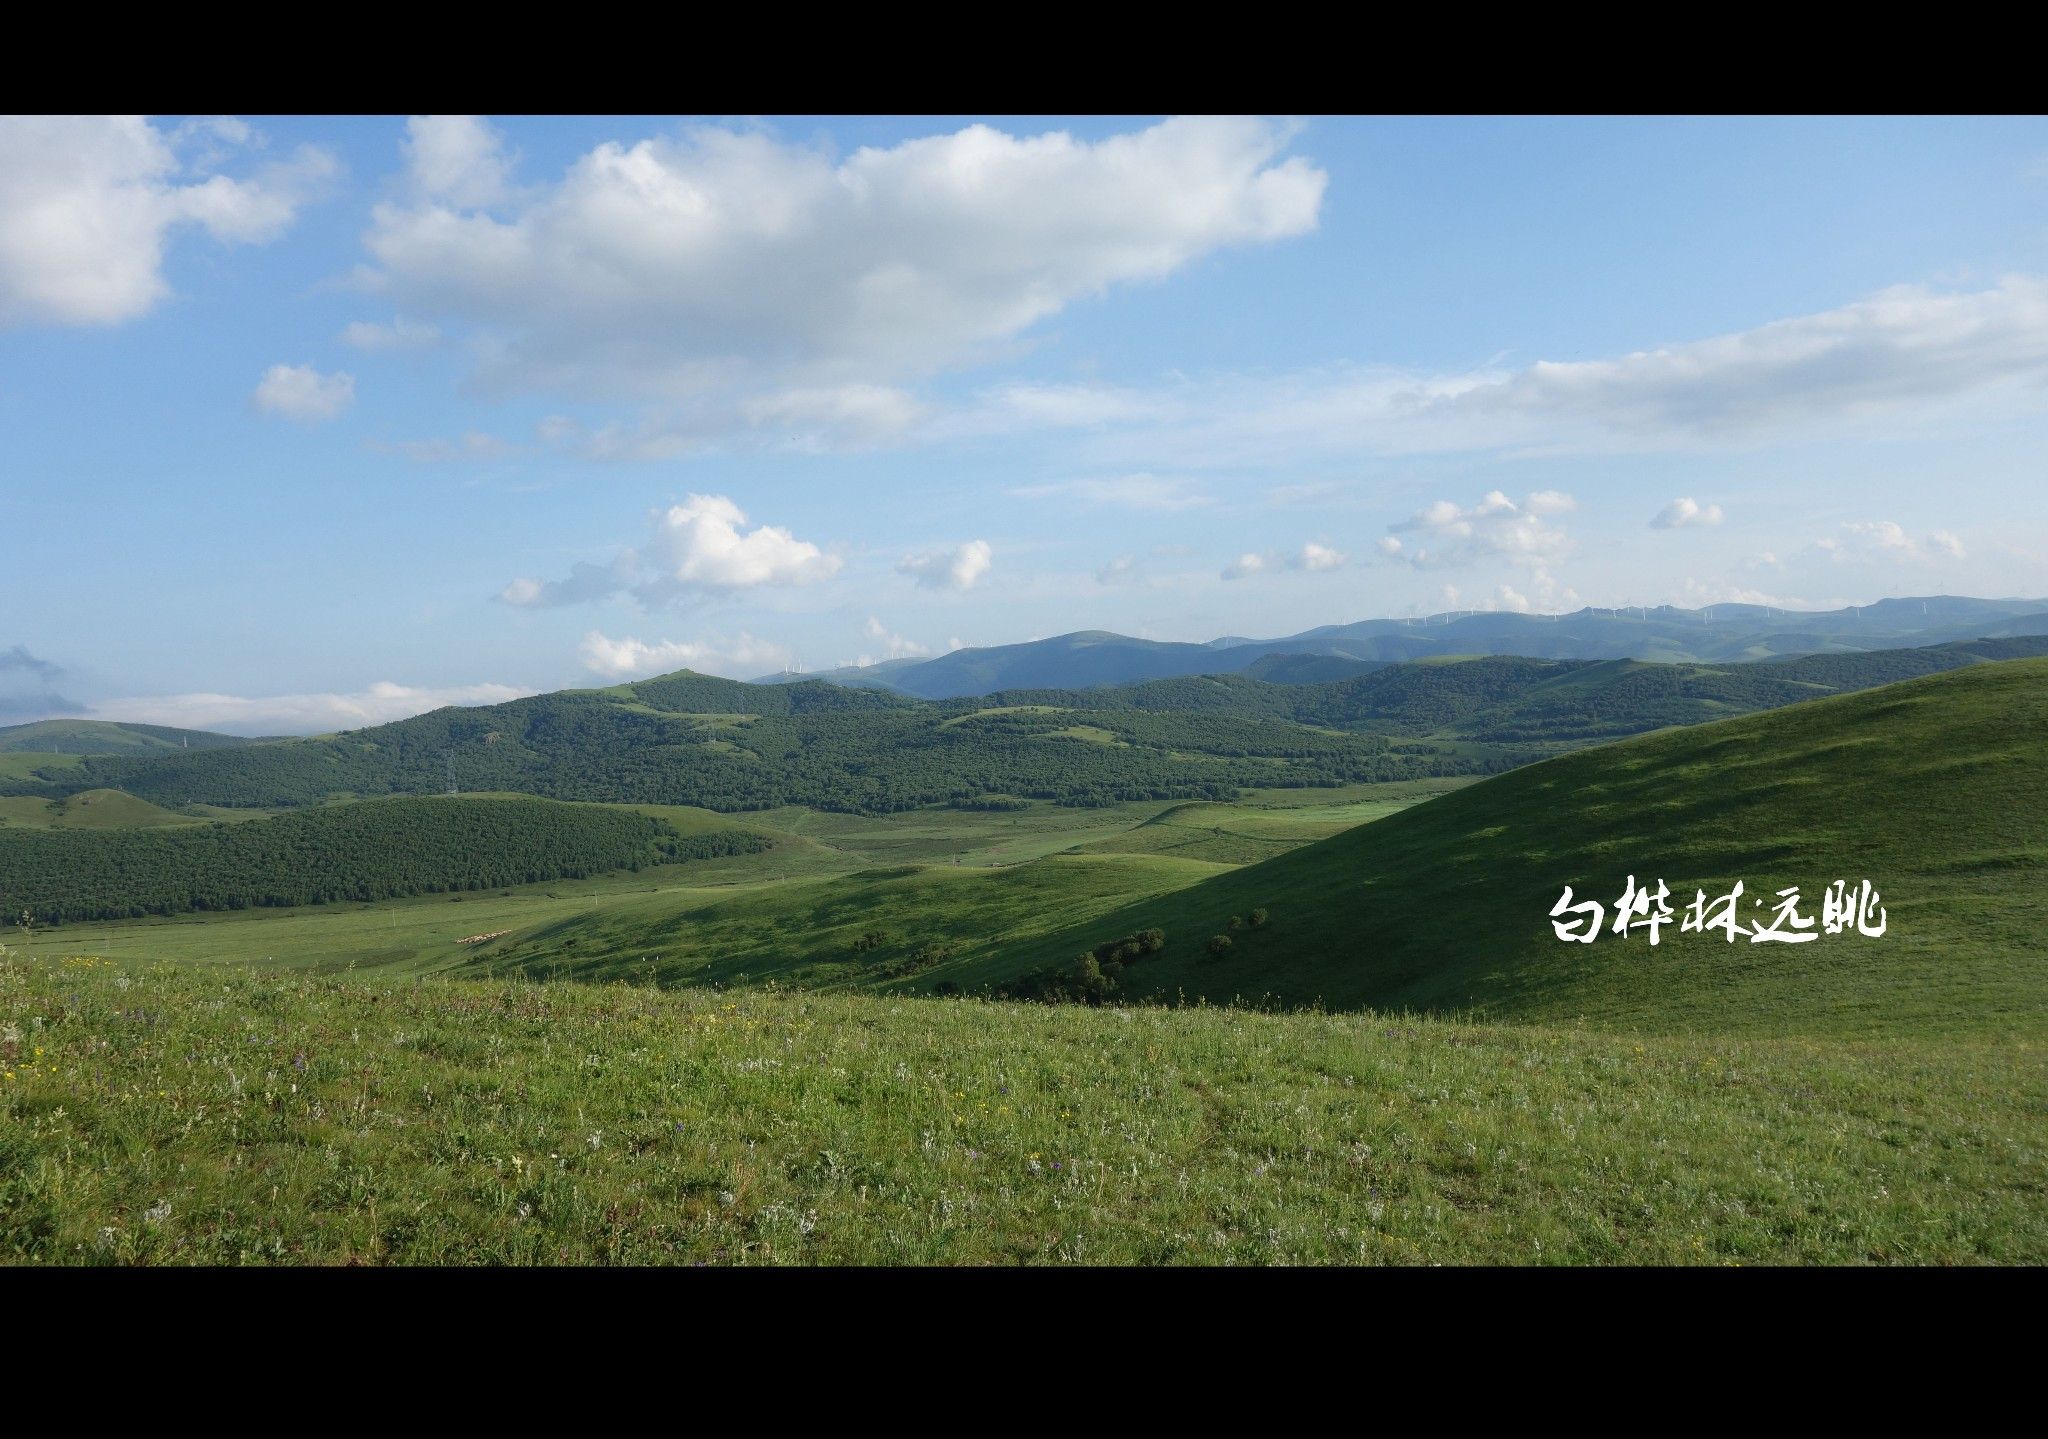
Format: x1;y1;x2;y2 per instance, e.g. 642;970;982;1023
0;796;772;924
29;693;1507;814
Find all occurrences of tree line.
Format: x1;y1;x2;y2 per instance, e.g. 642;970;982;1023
1;795;772;924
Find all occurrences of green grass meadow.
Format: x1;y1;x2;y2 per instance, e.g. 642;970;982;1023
4;958;2041;1264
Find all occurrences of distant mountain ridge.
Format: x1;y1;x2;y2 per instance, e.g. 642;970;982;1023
760;595;2048;698
0;718;258;755
25;632;2048;819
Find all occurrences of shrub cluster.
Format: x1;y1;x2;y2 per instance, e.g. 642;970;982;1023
998;928;1167;1005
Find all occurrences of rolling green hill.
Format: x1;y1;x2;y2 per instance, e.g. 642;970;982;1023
0;788;197;830
0;753;84;784
51;674;1494;814
0;718;256;755
974;658;2048;1038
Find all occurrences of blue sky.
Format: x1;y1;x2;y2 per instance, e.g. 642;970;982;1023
4;114;2047;732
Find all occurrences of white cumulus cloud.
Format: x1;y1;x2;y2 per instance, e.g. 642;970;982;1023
1224;542;1350;580
1380;490;1575;569
0;115;334;328
500;494;841;608
402;114;520;210
656;494;839;589
360;115;1325;399
1818;520;1967;563
898;539;992;591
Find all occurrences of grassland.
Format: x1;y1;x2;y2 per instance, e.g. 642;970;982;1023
4;956;2041;1264
6;662;2043;1265
32;786;1432;980
0;753;83;784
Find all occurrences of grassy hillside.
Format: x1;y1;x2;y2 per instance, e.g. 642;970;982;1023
0;719;254;755
970;658;2048;1038
0;754;84;784
0;788;197;830
4;959;2042;1264
1240;653;1386;684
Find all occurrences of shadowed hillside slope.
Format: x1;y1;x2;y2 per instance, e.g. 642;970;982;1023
979;658;2048;1037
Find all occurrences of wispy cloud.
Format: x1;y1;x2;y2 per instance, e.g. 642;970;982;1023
577;629;793;680
85;680;530;735
341;317;440;350
943;277;2048;467
377;431;514;463
253;364;355;423
1008;473;1214;511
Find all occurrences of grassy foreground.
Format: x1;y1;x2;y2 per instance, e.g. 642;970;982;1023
4;954;2042;1264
